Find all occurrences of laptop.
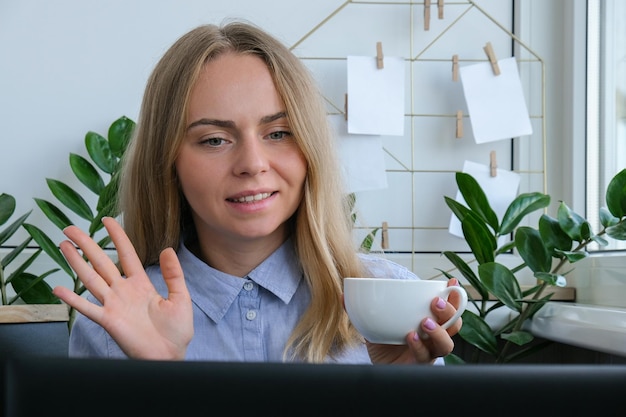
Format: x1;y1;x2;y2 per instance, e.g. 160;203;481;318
3;357;626;416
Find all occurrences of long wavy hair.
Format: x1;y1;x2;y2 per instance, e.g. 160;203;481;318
118;21;365;362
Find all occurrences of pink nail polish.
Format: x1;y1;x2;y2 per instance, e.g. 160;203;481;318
424;318;436;331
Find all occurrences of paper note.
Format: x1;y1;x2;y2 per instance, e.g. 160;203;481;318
460;56;532;144
346;55;405;136
330;115;388;193
448;160;520;239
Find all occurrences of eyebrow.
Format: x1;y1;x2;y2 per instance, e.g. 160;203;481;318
186;111;287;131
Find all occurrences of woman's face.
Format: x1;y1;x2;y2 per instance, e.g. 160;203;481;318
176;52;307;249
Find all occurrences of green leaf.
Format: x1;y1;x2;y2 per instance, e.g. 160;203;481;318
441;251;488;300
534;272;566;287
515;226;551;273
455;172;499;232
458;310;499;356
23;223;74;278
46;178;94;221
96;172;120;213
557;201;589;242
11;271;60;304
461;212;496;265
554;248;589;263
0;210;30;246
0;193;16;225
501;330;534;346
538;214;572;254
499;192;550;236
606;221;626;240
108;115;135;158
479;262;523;312
580;221;592;240
591;234;609;247
599;207;619;228
443;196;471;224
85;131;116;174
1;237;32;269
34;198;73;231
360;228;379;252
443;353;466;365
70;153;105;195
605;168;626;218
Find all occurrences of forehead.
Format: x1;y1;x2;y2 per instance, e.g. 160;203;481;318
187;52;284;120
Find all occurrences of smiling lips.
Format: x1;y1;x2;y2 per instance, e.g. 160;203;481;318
228;192;273;203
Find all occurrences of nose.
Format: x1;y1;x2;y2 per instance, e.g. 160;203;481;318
233;135;270;176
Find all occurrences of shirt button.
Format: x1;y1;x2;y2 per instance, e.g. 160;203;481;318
246;310;257;320
243;282;254;291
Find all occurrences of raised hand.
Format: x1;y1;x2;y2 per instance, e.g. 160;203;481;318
53;217;194;360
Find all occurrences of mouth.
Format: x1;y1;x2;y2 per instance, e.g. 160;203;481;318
227;192;274;203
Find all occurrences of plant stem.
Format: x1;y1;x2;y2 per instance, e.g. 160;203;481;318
497;228;608;362
0;265;6;305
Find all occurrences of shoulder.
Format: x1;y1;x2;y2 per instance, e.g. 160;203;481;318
357;253;419;280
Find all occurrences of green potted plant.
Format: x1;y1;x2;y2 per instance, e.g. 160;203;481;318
31;115;135;325
441;168;626;364
0;115;135;356
0;193;69;357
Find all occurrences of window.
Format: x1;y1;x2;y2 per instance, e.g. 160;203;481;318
586;0;626;251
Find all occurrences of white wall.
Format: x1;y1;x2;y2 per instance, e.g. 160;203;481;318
1;0;589;286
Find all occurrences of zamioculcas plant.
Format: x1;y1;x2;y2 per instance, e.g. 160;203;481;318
26;116;135;321
442;168;626;364
0;193;59;305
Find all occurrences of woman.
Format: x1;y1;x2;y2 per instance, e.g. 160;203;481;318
53;21;462;364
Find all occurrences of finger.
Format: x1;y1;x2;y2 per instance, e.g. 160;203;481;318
418;318;455;357
404;331;436;364
59;240;112;302
446;278;463;309
430;295;463;337
53;285;104;324
63;224;121;285
159;247;189;303
101;217;146;279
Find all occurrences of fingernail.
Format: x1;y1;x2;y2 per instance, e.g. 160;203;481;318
412;332;420;341
436;297;447;309
424;318;436;331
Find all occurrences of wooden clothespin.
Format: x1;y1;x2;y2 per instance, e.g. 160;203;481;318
424;0;431;31
376;41;384;69
438;0;444;19
344;93;348;121
483;42;501;75
490;150;497;177
381;221;389;249
456;110;463;138
452;54;459;81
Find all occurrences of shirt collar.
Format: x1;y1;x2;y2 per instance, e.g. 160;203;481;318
177;238;303;323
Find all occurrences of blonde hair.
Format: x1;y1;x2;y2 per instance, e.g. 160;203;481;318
118;21;365;362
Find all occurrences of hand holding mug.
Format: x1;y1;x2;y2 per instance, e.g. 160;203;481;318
343;278;468;345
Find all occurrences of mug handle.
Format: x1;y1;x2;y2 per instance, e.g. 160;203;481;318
439;285;468;330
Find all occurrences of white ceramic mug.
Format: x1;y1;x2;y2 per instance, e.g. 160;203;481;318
343;278;468;345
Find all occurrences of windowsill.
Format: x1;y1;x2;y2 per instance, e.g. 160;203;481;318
526;302;626;357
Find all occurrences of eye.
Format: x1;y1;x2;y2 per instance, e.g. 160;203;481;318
200;137;227;147
267;131;291;140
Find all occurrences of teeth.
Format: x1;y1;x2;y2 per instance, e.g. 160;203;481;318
234;192;271;203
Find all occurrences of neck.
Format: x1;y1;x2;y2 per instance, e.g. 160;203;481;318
190;231;289;278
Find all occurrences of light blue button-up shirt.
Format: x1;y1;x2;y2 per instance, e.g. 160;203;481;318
69;238;438;364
